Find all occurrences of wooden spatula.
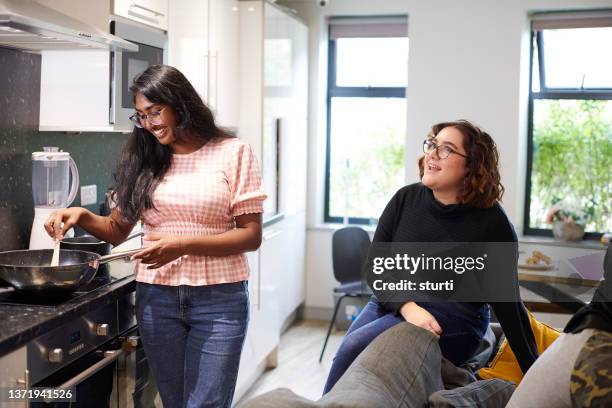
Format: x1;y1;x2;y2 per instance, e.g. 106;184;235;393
50;238;60;267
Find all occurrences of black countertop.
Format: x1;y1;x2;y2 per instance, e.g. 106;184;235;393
0;262;137;356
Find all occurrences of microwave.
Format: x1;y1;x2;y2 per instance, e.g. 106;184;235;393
110;15;167;129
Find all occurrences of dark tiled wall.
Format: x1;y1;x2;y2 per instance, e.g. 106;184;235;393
0;47;127;250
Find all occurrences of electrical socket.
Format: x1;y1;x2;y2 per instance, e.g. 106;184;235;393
80;184;97;206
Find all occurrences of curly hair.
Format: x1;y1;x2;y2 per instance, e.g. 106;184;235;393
418;120;505;208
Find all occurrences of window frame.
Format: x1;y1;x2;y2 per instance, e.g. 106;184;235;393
523;29;612;239
324;33;407;224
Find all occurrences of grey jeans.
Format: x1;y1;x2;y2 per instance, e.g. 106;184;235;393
240;323;514;408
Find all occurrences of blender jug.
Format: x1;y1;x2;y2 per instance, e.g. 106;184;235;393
29;147;80;249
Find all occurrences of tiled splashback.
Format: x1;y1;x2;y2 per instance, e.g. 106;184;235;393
0;47;127;250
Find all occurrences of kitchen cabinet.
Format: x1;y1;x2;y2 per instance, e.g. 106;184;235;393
39;50;113;132
0;346;27;408
168;0;239;129
36;0;111;33
239;0;308;325
113;0;169;31
235;226;282;401
279;213;306;324
37;0;119;132
239;1;308;215
167;0;208;102
208;0;240;128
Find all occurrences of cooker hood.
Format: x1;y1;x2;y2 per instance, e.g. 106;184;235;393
0;0;138;52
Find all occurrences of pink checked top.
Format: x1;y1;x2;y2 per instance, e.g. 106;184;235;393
135;137;266;286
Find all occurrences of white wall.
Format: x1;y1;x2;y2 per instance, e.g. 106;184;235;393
280;0;612;311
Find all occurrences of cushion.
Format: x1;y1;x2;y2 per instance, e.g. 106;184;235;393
477;311;560;384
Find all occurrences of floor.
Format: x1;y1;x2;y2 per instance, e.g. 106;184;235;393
237;320;345;405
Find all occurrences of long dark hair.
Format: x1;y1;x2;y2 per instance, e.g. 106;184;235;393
111;64;232;223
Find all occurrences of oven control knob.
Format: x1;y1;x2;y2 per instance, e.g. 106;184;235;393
96;323;109;336
48;348;63;363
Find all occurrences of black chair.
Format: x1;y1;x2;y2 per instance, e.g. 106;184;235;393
319;226;373;363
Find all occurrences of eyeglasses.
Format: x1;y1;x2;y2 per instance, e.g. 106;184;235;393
423;140;469;159
129;107;165;128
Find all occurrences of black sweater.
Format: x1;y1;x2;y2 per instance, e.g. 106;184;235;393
371;183;538;374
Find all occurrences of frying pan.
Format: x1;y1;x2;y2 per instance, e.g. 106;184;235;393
0;248;141;295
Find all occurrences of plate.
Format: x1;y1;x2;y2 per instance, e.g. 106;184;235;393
518;263;555;271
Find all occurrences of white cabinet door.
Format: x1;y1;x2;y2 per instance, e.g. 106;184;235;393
0;346;27;408
236;226;281;396
254;226;281;358
235;249;260;395
168;0;209;101
286;212;306;314
208;0;240;128
36;0;111;33
114;0;168;30
265;3;309;216
277;213;306;326
40;50;112;132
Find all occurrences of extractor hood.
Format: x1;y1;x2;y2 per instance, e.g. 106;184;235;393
0;0;138;52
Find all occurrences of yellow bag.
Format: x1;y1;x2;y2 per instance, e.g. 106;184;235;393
478;311;560;384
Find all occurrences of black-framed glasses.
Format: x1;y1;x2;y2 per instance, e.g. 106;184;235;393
422;139;469;159
129;107;165;128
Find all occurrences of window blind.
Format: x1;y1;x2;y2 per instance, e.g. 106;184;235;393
329;16;407;39
531;10;612;30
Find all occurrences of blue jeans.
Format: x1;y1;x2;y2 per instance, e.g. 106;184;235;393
323;300;489;394
136;281;249;408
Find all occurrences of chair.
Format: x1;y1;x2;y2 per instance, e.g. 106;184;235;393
319;226;372;363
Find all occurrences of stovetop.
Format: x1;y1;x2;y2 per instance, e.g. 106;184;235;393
0;265;126;307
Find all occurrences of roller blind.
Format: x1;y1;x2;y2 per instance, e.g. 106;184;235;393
329;16;407;39
531;10;612;30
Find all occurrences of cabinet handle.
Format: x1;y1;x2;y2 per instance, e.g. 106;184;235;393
58;349;124;390
263;230;282;240
214;52;219;112
15;369;30;408
130;3;165;17
203;53;210;102
207;52;219;111
257;252;262;311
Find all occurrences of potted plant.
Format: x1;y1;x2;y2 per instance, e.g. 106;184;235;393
545;198;593;241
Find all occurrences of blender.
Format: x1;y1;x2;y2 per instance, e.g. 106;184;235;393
29;147;80;249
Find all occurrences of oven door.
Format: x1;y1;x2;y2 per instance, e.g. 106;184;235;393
110;328;161;408
30;329;159;408
110;16;166;129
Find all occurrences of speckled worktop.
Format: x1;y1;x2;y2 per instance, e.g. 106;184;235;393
0;262;137;356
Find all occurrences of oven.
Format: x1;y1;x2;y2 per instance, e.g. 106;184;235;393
25;293;160;407
110;15;167;129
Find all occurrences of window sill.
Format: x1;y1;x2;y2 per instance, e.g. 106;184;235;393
518;235;608;251
307;222;377;233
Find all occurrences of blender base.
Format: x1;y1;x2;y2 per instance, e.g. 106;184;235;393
29;207;74;249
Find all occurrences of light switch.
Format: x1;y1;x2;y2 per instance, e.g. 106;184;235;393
80;185;97;206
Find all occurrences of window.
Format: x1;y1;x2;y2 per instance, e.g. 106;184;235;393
325;17;408;224
525;12;612;237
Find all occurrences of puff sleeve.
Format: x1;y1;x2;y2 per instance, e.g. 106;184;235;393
225;140;267;217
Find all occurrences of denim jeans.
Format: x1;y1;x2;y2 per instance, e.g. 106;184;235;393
323;299;489;394
136;281;249;408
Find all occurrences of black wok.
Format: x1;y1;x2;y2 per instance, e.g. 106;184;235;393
0;248;140;295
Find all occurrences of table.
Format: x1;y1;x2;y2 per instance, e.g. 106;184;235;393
517;251;604;314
